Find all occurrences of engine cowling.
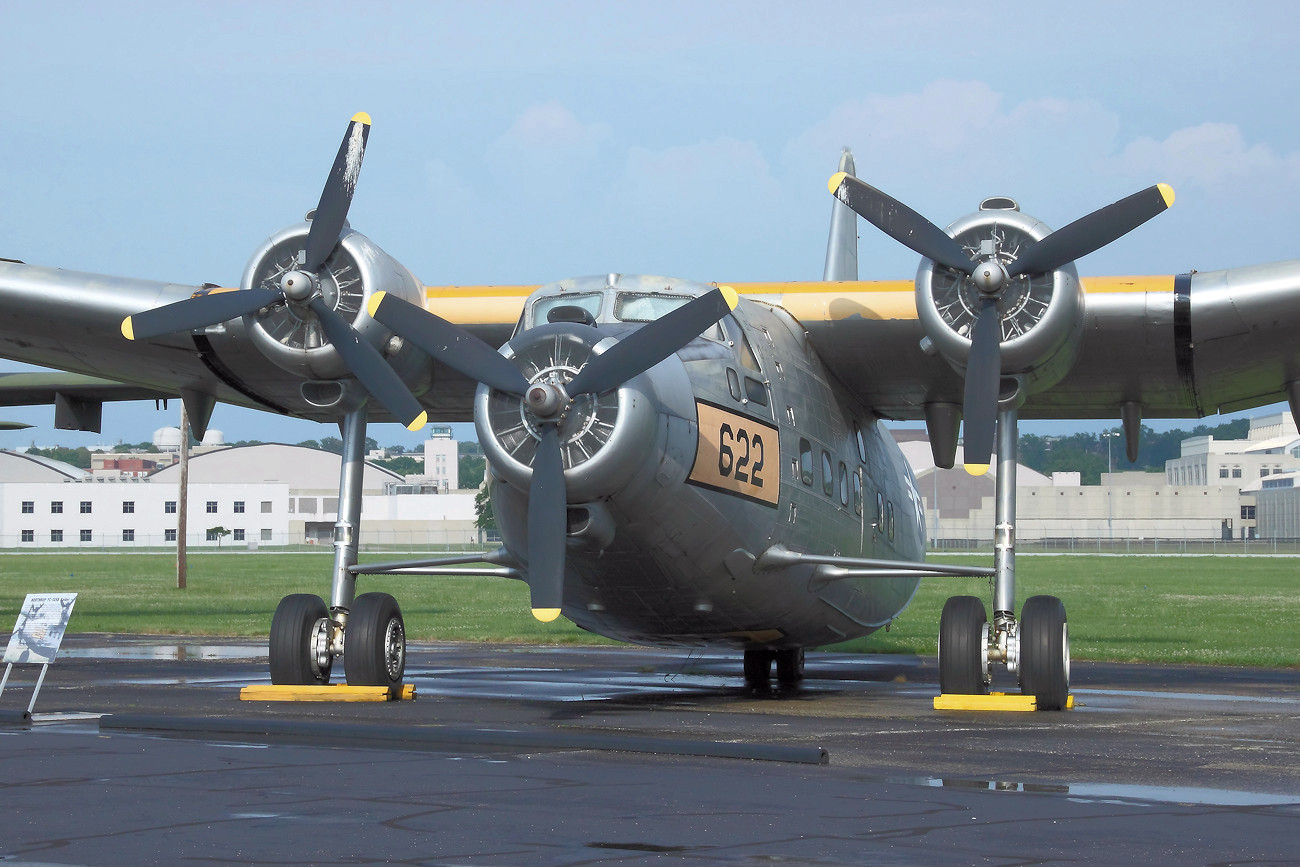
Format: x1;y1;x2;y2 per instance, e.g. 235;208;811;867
915;200;1085;397
238;223;431;411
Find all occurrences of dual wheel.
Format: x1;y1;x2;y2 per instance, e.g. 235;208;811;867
269;592;406;687
938;594;1069;710
743;647;805;689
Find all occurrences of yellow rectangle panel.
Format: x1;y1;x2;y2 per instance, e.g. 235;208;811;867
934;693;1039;712
239;684;415;702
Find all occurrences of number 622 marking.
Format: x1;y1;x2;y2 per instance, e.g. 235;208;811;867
717;423;764;488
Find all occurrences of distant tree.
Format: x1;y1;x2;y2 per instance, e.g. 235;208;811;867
460;454;486;489
205;526;232;547
458;440;483;456
228;439;265;448
318;436;344;455
374;455;423;475
295;439;321;451
26;446;93;469
474;483;496;533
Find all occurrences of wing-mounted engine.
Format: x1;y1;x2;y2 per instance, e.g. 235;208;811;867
122;113;430;430
830;171;1173;469
915;200;1084;399
239;223;430;412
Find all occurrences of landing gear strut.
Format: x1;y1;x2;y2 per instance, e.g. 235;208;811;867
937;405;1070;708
267;407;408;687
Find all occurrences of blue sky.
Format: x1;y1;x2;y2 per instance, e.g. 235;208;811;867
2;1;1298;448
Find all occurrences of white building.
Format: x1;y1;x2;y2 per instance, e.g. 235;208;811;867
1165;412;1300;487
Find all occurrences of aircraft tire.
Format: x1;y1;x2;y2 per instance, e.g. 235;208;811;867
743;649;774;688
775;648;805;685
938;595;988;695
269;594;331;685
1019;595;1069;710
345;592;406;687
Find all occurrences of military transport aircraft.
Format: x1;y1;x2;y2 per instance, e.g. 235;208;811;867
2;114;1297;709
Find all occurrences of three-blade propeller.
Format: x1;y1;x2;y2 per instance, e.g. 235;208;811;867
829;172;1174;473
370;285;739;619
121;113;427;432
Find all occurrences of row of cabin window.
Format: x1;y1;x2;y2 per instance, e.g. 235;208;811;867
20;500;262;515
18;528;272;543
793;438;895;540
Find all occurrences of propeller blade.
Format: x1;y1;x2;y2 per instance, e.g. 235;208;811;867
1006;184;1175;278
367;292;529;396
829;173;975;274
567;286;739;396
527;424;566;622
303;112;372;273
122;288;281;341
307;296;427;431
962;299;1001;475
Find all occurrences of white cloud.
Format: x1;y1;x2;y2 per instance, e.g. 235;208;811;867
1115;122;1300;191
488;101;612;166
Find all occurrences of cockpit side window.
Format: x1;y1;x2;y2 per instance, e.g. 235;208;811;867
531;293;602;328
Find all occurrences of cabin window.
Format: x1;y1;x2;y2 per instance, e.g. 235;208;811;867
838;463;849;507
852;470;863;515
876;492;885;529
799;439;813;485
854;422;868;464
886;501;896;541
821;451;833;497
743;376;768;406
727;368;742;401
533;292;601;327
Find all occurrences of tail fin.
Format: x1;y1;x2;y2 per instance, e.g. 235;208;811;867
822;149;858;281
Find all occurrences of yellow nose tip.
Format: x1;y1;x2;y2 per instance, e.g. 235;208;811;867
531;608;561;622
827;171;848;195
964;463;990;477
121;317;135;341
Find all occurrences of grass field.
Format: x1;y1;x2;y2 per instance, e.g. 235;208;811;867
0;552;1295;667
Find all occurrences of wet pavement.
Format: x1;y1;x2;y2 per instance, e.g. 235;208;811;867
0;635;1296;864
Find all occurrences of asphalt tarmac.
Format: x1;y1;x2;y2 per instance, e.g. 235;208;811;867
0;635;1296;864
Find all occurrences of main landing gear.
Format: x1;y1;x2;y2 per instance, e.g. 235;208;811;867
267;409;409;688
937;405;1071;709
744;648;805;689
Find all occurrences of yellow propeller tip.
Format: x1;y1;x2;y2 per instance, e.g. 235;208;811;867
366;291;386;318
1157;183;1175;208
964;463;990;477
718;285;739;310
828;171;848;195
406;411;428;433
531;607;562;623
121;317;135;341
351;111;372;126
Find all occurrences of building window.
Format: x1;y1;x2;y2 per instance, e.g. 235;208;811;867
50;529;63;543
1261;468;1270;477
165;501;177;514
51;501;63;514
80;529;92;542
1232;468;1242;479
233;529;245;541
1242;505;1257;520
261;501;272;513
234;501;245;514
261;529;273;541
21;501;33;514
206;529;220;541
21;530;34;543
122;529;135;542
165;529;177;542
80;501;92;514
206;501;218;514
1219;468;1229;479
123;501;135;514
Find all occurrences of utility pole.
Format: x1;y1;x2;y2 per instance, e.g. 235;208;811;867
1102;430;1118;544
177;404;189;590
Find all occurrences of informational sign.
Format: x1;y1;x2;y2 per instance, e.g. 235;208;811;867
4;593;77;665
688;400;780;507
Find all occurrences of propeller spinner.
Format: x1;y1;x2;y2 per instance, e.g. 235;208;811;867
829;172;1174;473
121;113;428;432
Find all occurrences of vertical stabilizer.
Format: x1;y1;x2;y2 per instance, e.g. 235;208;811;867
822;149;859;281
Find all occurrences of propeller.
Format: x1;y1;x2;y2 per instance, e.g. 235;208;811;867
370;284;740;619
829;172;1174;473
121;113;428;432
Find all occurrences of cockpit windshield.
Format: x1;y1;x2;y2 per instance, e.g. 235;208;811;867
616;292;723;340
531;293;602;327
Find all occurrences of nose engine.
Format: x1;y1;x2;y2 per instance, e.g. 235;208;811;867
475;323;659;503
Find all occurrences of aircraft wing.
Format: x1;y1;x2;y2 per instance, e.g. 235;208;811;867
735;266;1300;424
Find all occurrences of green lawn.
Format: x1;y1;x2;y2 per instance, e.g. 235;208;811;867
0;552;1295;667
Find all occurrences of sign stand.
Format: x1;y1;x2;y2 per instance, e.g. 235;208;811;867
1;593;77;726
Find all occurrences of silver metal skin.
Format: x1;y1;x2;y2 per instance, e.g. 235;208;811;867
329;409;368;626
